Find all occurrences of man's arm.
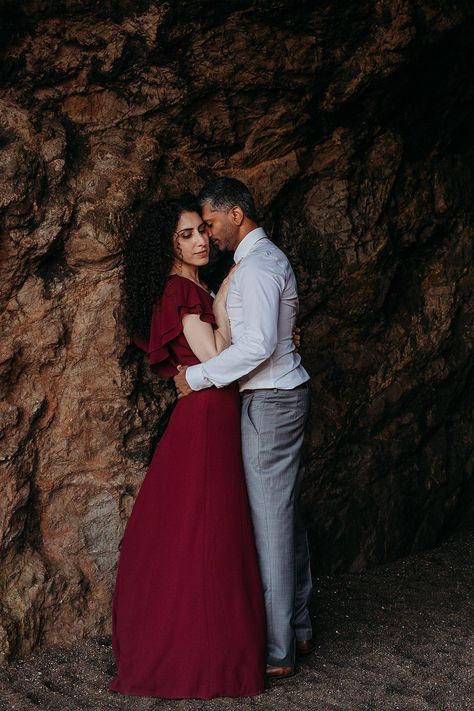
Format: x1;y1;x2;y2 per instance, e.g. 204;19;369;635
184;263;284;391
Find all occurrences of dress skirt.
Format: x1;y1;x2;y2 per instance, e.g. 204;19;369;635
109;383;266;699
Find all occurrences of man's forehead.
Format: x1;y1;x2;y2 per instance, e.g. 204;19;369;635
201;204;222;218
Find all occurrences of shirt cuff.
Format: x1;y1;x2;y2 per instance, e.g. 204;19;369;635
185;364;212;391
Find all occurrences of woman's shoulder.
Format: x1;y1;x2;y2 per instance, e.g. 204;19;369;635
163;274;211;302
158;274;215;329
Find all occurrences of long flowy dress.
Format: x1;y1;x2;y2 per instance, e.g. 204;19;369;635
109;274;266;699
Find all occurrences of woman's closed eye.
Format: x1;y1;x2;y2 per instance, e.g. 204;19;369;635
176;223;207;239
177;229;193;239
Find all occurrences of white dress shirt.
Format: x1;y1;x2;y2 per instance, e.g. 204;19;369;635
185;227;310;392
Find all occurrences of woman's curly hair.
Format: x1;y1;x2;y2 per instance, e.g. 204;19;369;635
122;194;200;341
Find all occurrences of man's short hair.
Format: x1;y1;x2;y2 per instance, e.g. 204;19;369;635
197;177;258;222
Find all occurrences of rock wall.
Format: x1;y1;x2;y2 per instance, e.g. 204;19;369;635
0;0;473;659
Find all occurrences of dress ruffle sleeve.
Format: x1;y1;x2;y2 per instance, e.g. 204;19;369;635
131;276;217;369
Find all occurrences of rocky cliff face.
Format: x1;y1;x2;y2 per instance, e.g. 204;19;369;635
0;0;473;659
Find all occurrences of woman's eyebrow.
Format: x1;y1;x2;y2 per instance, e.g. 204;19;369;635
177;221;206;233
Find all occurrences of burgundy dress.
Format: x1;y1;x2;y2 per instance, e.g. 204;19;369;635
109;275;266;699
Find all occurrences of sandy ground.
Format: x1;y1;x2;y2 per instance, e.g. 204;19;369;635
1;530;473;711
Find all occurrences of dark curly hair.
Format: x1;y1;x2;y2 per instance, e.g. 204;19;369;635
122;194;200;341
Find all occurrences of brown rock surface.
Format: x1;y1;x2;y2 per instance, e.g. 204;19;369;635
0;0;473;660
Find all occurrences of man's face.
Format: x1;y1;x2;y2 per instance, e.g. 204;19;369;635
201;203;239;252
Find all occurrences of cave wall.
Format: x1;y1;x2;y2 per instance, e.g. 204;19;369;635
0;0;473;659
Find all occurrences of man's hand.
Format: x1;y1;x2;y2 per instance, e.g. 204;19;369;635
174;365;192;399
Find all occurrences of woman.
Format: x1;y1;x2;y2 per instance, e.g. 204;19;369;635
109;196;266;699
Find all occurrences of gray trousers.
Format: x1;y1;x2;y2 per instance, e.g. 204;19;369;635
241;384;313;667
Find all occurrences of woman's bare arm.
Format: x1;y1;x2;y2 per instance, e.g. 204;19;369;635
181;270;235;362
181;312;230;362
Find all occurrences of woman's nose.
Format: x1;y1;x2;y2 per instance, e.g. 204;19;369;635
195;231;208;246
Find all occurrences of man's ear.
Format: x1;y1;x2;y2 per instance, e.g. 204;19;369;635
230;206;244;226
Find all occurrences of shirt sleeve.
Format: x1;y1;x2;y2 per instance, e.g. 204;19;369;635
185;261;284;390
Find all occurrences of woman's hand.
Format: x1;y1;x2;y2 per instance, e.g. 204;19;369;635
213;263;238;312
292;326;301;349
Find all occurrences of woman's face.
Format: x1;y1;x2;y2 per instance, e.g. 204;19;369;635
173;210;209;266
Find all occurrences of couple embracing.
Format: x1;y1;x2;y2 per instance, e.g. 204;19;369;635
109;177;314;699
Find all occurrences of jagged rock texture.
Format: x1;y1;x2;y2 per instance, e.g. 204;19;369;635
0;0;473;659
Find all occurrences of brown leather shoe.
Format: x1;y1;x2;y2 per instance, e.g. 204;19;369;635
266;664;295;679
296;638;315;655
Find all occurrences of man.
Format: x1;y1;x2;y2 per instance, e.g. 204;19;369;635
174;177;313;679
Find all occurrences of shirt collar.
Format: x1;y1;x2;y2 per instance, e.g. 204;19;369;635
233;227;267;263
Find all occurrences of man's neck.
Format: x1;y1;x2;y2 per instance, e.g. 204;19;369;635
234;221;259;249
